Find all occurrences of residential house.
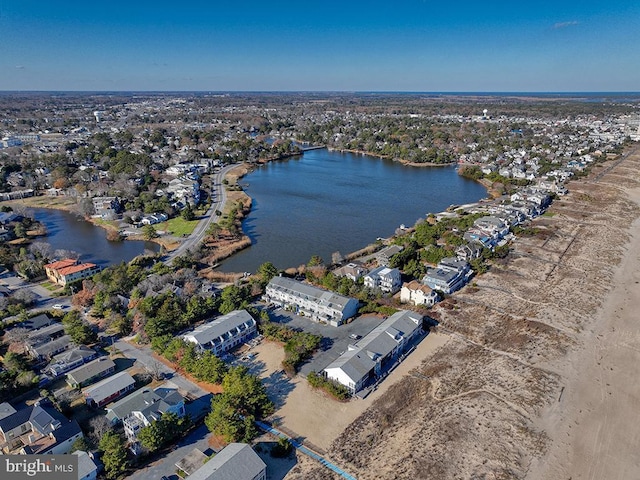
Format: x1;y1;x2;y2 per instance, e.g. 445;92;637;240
422;258;472;295
455;243;483;262
364;266;402;294
263;276;359;327
16;312;55;332
83;371;135;408
140;212;169;225
324;310;424;394
73;450;99;480
44;259;101;287
182;310;257;356
375;245;404;266
104;386;185;442
44;346;97;378
186;443;266;480
0;402;83;455
67;357;116;389
332;262;368;281
27;323;74;362
92;196;122;219
400;281;440;307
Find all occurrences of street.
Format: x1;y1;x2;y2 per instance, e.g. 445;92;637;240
165;163;236;263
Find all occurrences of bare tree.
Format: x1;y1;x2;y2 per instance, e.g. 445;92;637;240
29;241;53;260
54;249;80;260
11;288;37;307
145;359;164;381
87;415;112;447
331;251;344;265
4;327;30;353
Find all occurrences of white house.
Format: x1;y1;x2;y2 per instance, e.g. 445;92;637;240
264;276;359;327
182;310;257;355
104;386;185;441
324;310;423;394
400;281;440;307
364;266;402;294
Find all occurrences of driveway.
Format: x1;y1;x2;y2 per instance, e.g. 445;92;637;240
114;339;209;400
266;308;388;376
125;423;216;480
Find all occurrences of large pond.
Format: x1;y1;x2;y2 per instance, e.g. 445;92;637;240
30;208;159;266
219;149;487;273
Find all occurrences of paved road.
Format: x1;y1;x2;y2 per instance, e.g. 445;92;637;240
165;164;237;264
114;339;209;400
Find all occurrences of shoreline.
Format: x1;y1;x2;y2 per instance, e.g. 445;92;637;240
327;146;456;168
298;144;640;480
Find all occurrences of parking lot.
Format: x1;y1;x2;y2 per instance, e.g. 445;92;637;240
266;308;388;376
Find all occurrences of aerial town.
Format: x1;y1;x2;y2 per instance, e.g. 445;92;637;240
1;92;639;480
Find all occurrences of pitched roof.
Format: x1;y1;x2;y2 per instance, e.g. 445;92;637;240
83;371;135;405
267;276;357;312
56;263;98;276
183;310;255;347
105;385;183;423
44;258;78;270
67;357;115;385
187;443;266;480
325;310;423;386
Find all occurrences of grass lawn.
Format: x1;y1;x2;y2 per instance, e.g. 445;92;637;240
163;217;200;237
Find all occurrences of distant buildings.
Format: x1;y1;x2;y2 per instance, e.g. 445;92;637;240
264;276;359;327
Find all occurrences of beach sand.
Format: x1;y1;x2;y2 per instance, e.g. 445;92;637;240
527;184;640;479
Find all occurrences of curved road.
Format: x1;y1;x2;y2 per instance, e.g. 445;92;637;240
165;163;238;264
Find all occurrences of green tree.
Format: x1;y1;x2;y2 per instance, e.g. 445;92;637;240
99;431;128;479
62;310;97;345
257;262;278;284
181;202;195;221
142;224;159;240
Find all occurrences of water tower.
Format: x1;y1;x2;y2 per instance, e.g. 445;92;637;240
482;109;488;119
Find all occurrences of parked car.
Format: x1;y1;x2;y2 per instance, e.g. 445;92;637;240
349;334;361;340
52;304;65;310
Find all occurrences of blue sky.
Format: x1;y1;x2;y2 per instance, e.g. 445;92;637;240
1;0;638;91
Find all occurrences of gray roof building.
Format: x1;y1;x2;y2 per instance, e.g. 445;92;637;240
324;310;423;394
83;371;135;408
66;357;116;388
187;443;266;480
264;276;359;327
182;309;257;355
105;385;184;425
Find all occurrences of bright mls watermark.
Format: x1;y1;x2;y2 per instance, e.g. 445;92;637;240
1;455;77;480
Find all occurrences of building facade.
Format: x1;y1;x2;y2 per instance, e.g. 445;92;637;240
182;309;257;355
263;276;359;327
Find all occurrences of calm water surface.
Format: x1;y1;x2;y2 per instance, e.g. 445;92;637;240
30;208;159;266
219;149;487;273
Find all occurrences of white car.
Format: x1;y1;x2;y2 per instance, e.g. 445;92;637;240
52;304;65;310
